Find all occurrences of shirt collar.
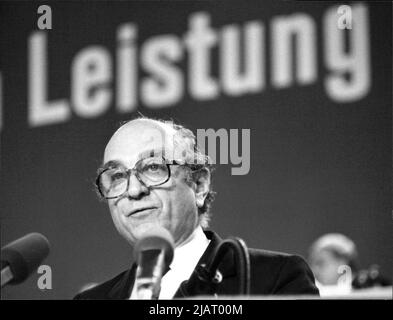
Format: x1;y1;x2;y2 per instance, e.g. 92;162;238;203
169;226;210;271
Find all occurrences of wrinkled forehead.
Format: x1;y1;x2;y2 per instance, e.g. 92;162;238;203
103;120;181;167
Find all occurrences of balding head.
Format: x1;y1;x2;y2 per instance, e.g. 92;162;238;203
99;117;214;247
105;119;174;167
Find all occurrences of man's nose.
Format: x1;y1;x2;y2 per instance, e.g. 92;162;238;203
126;173;149;199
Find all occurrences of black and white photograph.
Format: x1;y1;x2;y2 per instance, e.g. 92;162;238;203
0;0;391;305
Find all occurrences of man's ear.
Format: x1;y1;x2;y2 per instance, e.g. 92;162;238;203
193;168;211;208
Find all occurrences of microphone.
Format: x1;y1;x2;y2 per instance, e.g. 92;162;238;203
1;233;50;287
133;227;174;299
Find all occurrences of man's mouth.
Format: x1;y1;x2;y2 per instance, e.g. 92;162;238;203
127;207;157;217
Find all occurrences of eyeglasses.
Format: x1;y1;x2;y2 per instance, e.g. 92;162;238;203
96;156;198;199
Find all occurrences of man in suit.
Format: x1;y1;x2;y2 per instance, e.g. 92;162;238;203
75;117;319;299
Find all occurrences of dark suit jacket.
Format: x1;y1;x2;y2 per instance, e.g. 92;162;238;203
74;230;319;299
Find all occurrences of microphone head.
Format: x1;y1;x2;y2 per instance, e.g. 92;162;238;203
1;233;50;284
134;227;174;268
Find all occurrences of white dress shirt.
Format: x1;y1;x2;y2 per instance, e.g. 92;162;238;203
129;226;210;299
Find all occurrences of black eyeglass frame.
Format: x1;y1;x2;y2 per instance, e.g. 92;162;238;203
95;157;203;200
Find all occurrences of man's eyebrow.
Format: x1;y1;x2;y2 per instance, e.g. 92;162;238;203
99;160;123;172
98;149;166;172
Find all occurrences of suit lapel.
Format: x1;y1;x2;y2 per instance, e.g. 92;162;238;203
173;229;238;298
107;264;137;299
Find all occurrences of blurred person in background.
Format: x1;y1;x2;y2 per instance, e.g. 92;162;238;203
308;233;391;296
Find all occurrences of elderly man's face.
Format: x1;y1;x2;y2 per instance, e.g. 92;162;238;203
103;120;201;247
